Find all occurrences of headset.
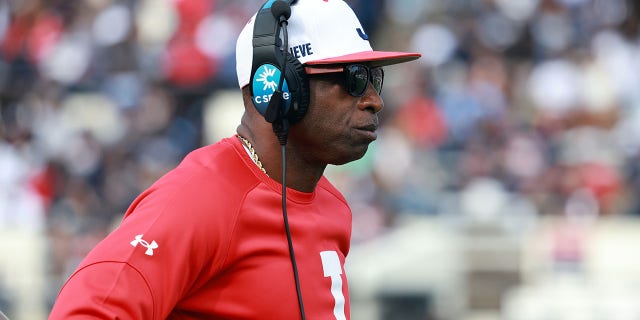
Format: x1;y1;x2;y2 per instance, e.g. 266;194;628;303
250;0;309;144
250;1;307;319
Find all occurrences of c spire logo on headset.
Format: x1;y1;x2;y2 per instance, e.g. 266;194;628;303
252;63;291;115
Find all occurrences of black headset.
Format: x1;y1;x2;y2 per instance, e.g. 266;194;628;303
250;0;309;134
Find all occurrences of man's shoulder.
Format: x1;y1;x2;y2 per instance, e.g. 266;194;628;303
129;136;258;216
180;137;241;171
164;136;253;190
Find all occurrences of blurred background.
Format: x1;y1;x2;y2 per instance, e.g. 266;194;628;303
1;0;640;319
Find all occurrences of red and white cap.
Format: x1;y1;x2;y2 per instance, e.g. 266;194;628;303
235;0;421;88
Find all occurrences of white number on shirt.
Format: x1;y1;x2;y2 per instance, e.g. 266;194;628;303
320;251;346;320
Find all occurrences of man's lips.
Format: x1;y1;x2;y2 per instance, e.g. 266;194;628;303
354;124;378;140
355;123;378;132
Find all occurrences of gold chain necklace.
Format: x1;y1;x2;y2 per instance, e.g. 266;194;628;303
238;135;267;175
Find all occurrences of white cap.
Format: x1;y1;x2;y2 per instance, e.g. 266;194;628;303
235;0;421;88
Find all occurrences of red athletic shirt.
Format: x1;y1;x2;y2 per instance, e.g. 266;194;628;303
49;136;352;320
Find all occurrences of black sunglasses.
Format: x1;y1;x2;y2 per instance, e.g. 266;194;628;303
305;64;385;97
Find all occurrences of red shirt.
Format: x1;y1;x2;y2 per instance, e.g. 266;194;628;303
49;136;352;320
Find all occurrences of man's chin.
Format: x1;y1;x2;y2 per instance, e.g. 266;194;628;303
331;146;369;166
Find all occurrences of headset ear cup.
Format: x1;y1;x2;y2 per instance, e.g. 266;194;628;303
283;55;309;124
250;0;308;125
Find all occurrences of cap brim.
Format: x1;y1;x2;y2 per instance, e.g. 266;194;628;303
305;51;421;67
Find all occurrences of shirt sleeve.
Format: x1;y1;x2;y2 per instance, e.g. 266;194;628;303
49;261;154;319
48;178;237;318
48;141;255;319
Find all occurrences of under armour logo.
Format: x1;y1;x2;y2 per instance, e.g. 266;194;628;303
356;28;368;40
130;234;158;256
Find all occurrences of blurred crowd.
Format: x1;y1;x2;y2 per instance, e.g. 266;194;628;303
0;0;639;318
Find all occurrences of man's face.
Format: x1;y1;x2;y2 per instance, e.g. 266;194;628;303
290;65;384;166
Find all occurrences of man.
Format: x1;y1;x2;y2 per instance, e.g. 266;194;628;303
49;0;420;319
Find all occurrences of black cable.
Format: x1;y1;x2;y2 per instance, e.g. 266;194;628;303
281;144;306;320
277;19;288;93
273;4;305;318
271;17;290;146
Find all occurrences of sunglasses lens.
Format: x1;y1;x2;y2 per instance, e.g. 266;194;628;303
371;67;384;95
344;64;384;97
345;65;369;97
